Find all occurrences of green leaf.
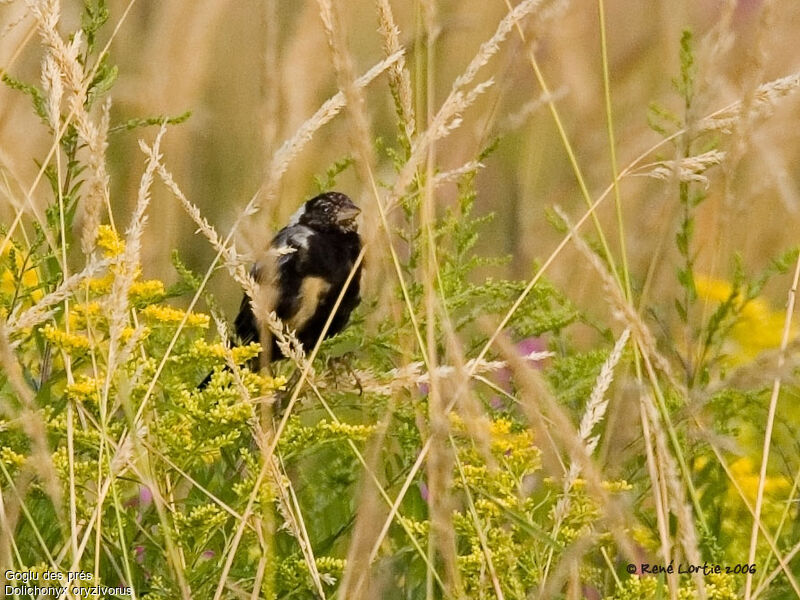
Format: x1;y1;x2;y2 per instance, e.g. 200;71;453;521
82;0;110;53
2;74;49;124
110;110;192;133
87;59;118;106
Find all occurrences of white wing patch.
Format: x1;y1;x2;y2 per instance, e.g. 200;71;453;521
286;226;313;250
287;203;306;226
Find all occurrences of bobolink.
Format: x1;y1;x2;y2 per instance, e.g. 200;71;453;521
234;191;363;365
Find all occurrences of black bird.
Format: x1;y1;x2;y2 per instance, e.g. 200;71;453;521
234;191;363;367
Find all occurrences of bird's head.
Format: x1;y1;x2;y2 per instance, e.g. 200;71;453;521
291;192;361;234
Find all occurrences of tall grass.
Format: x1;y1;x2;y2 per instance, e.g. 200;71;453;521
2;0;800;599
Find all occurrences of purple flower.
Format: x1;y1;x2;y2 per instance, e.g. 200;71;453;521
418;480;429;503
138;486;153;507
489;336;548;408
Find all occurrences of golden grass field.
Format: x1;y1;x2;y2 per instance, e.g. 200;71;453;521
2;0;800;598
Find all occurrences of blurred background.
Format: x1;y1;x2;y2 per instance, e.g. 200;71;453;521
2;0;799;337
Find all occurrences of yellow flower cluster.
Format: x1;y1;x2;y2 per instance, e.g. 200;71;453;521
68;302;102;329
0;446;27;469
319;420;376;439
191;339;261;364
315;556;346;574
41;323;91;354
66;377;101;404
96;225;125;257
130;279;166;304
695;275;795;363
728;456;790;502
141;304;209;328
175;503;227;531
0;239;42;310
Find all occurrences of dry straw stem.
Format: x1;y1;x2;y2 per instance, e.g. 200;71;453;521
105;127;165;377
261;51;403;205
29;0;113;254
152;149;307;367
10;0;136;255
361;67;800;592
641;389;706;599
553;207;675;385
211;310;327;599
212;247;367;600
699;441;800;599
315;0;376;191
432;160;484;187
5;257;109;338
470;68;800;379
555;207;708;588
500;88;567;132
390;0;545;201
638;149;727;189
307;381;446;590
75;99;112;255
697;72;800;133
0;321;62;510
492;333;639;569
551;328;630;527
331;350;553;397
375;0;415;143
452;445;505;600
744;252;800;600
274;454;328;598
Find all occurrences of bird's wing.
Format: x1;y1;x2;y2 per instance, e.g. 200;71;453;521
271;225;312;268
271;224;332;332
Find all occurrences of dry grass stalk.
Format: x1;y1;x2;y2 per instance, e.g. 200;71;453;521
272;454;329;597
40;52;63;129
149;144;308;368
432;160;484;187
105;127;165;379
206;315;325;598
552;328;630;526
75;99;112;255
555;206;708;592
375;0;415;144
640;149;727;188
5;257;109;338
501;88;567;131
744;252;800;599
554;206;676;386
391;0;546;200
261;51;403;205
337;452;389;600
332;350;553;396
493;333;639;573
641;389;707;598
0;320;63;510
698;72;800;133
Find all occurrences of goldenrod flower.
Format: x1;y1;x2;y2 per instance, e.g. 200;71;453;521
696;275;795;363
41;323;91;354
87;272;115;295
129;279;166;304
141;304;209;328
1;239;42;303
66;377;101;404
96;225;126;258
727;457;790;504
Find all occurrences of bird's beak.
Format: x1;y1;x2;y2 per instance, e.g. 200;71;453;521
337;204;361;223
